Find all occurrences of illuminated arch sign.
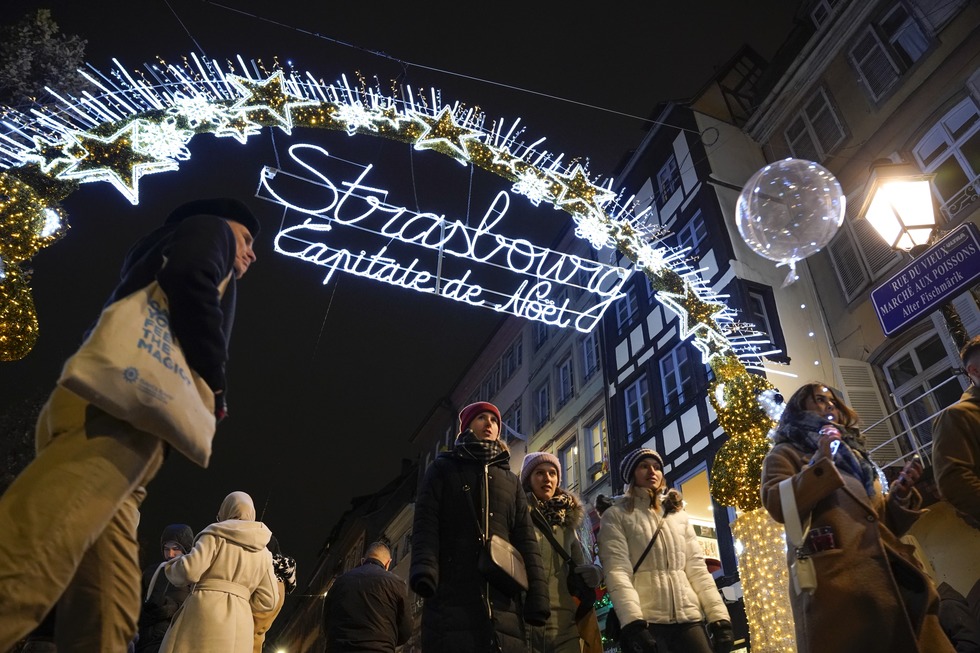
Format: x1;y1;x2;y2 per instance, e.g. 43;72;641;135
0;54;768;370
258;144;630;331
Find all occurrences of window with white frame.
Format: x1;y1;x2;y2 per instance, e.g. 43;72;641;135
503;398;523;438
623;374;653;441
501;336;523;382
913;96;980;219
581;331;600;381
660;342;697;414
584;416;608;482
616;285;640;332
883;333;963;449
535;383;551;430
785;87;846;162
657;154;681;205
559;440;579;491
557;356;574;408
676;211;708;253
849;2;930;102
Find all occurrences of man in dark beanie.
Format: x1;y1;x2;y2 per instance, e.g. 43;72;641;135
135;524;195;653
0;198;260;652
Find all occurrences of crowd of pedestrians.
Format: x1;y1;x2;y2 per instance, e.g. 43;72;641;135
0;190;976;653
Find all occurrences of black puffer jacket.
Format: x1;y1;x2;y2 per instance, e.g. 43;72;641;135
410;447;550;653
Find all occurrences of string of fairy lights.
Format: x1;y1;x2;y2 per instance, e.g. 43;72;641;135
0;54;796;649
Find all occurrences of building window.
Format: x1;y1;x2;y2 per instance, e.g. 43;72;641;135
785;87;846;162
560;440;580;491
503;398;523;438
481;361;501;400
744;283;787;360
584;416;608;482
676;210;708;253
811;0;842;27
657;154;681;204
533;321;550;350
623;374;653;442
660;342;697;415
616;285;639;332
913;96;980;220
535;383;551;430
849;2;930;102
557;356;574;408
882;333;963;449
582;331;601;381
501;336;523;382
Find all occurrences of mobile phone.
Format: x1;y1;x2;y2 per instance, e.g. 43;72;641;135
829;440;840;456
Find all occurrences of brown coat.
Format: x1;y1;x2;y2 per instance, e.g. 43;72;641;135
932;384;980;529
761;442;955;653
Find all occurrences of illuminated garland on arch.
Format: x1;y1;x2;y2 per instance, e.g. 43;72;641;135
0;53;796;648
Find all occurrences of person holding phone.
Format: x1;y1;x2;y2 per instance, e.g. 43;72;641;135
760;383;955;653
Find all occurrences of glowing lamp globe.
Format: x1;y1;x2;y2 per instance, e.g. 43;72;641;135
735;158;845;286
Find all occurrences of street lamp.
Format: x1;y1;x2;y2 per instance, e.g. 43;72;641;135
858;160;938;255
859;160;969;350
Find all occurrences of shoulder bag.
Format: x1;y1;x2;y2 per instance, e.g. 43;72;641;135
463;482;528;596
778;477;816;595
57;273;231;468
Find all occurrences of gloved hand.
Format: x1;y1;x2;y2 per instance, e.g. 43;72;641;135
573;563;603;588
214;391;228;422
410;574;436;599
707;619;735;653
620;620;657;653
523;591;550;627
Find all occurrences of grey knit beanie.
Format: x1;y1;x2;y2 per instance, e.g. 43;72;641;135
620;448;663;485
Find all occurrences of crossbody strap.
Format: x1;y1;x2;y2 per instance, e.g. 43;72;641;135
632;514;665;573
531;507;573;562
778;478;808;547
461;476;488;544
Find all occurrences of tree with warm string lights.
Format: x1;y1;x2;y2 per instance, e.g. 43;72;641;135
0;55;796;649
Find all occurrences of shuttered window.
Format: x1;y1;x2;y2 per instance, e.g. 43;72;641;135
849;2;930;103
785;87;846;162
835;358;902;465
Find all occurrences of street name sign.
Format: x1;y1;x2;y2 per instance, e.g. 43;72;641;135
870;221;980;337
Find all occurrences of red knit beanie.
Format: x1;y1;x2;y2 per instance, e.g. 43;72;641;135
458;401;501;435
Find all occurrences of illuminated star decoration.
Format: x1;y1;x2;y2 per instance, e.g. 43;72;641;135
657;285;731;362
226;71;319;135
58;123;178;205
413;106;484;163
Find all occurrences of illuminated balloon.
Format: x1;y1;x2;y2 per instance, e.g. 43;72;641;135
735;158;845;286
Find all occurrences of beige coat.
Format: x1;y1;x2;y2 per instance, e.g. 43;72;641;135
160;493;279;653
761;441;955;653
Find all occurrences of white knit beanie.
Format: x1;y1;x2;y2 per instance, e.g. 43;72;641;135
520;451;562;490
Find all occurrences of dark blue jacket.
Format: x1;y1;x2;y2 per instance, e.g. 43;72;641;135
100;215;239;396
324;558;412;652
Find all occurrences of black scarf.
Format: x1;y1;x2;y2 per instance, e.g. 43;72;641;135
452;430;508;466
774;410;877;496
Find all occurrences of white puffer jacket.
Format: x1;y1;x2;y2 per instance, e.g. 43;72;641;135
598;490;728;627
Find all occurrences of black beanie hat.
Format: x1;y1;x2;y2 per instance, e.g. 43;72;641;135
160;523;194;555
165;197;260;237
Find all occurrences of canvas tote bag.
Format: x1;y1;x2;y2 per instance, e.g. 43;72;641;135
57;274;231;468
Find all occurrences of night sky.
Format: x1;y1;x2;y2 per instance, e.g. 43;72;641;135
1;0;803;638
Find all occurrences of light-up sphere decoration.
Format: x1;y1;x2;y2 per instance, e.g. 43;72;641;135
736;158;845;287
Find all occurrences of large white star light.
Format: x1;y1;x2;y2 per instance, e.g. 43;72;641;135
226;71;319;135
657;286;731;363
56;123;178;205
